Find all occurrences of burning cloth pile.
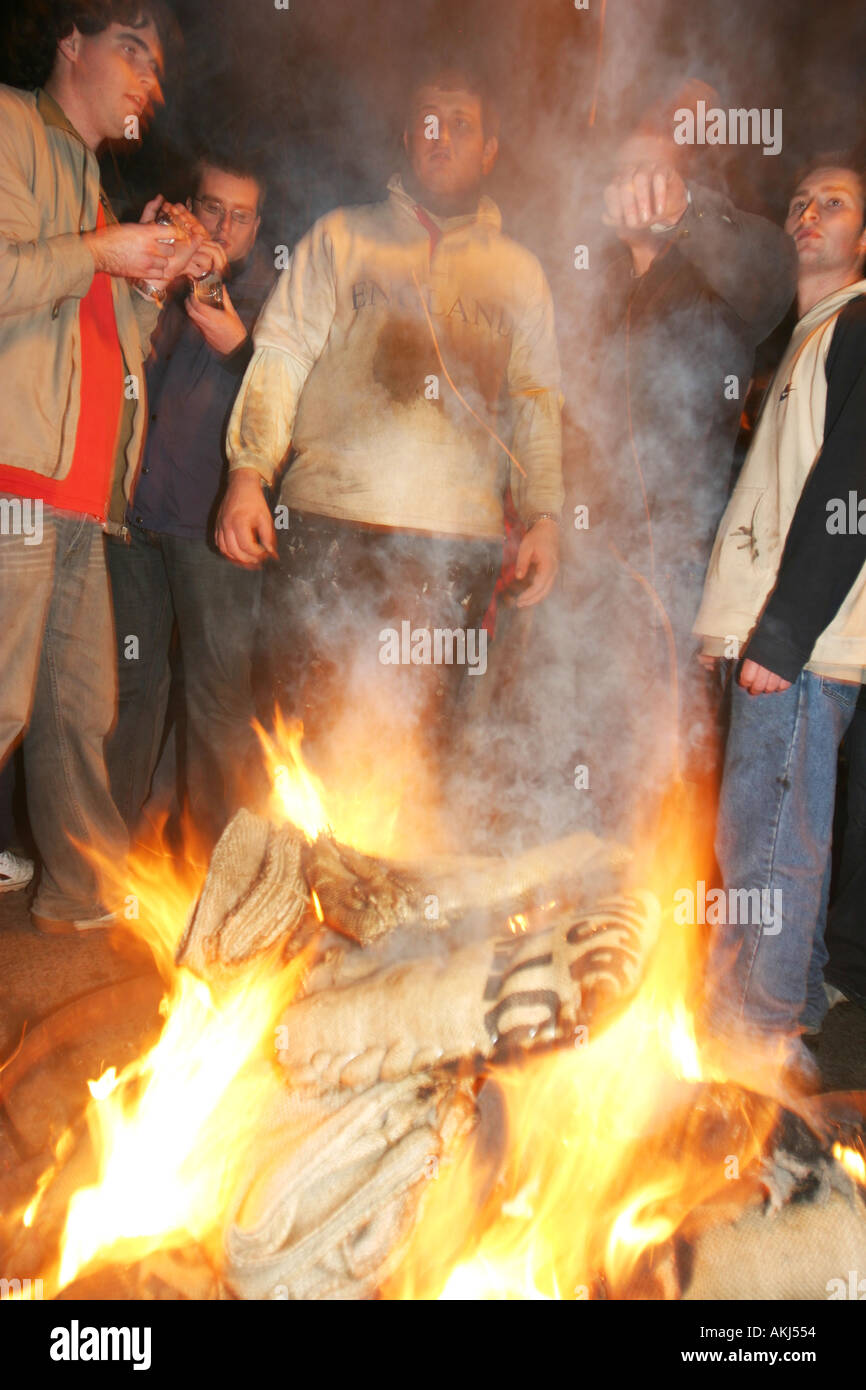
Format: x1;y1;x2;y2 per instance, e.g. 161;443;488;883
176;809;655;1298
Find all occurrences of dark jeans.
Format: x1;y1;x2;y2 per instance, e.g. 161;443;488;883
106;526;264;851
262;510;501;752
825;701;866;1006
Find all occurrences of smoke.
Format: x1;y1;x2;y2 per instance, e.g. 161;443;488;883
3;0;861;856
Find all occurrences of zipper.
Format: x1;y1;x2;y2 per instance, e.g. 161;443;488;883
51;140;94;320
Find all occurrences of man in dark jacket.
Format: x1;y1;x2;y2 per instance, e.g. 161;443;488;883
578;89;796;823
106;152;277;851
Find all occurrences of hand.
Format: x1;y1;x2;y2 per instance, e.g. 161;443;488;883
83;220;176;281
738;658;792;696
150;202;212;288
603;163;688;231
182;238;229;284
185;283;247;355
216;468;278;568
697;652;720;672
138;194;166;225
514;518;559;608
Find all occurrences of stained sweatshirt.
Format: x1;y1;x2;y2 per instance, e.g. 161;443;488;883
226;175;563;540
694;281;866;682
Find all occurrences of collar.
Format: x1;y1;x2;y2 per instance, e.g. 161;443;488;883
36;87;90;148
797;278;866;333
386;172;502;237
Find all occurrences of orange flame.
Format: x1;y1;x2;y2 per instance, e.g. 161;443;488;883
15;731;819;1301
833;1142;866;1187
385;783;794;1300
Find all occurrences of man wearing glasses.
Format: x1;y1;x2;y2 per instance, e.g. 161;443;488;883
106;154;277;851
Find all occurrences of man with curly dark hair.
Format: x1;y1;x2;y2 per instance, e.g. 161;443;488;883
0;1;225;933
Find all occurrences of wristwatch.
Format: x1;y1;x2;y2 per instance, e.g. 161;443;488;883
527;512;560;528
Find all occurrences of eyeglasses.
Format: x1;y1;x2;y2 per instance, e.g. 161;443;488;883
193;196;258;227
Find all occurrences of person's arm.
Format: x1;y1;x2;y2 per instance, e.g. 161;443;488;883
216;217;338;565
0;92;96;312
743;298;866;683
226;217;337;485
0;95;182;317
508;254;564;606
673;182;797;340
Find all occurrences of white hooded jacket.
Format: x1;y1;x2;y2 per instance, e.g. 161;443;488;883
694;278;866;680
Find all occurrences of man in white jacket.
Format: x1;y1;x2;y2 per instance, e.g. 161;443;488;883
216;63;563;759
695;158;866;1064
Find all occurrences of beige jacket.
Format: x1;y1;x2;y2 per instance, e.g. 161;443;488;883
694;279;866;680
0;86;160;523
227;175;563;539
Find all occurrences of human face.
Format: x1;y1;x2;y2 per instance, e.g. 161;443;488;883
190;166;261;266
403;85;498;214
59;20;164;144
785;168;866;278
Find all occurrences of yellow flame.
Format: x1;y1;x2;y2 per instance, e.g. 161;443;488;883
386;784;794;1301
58;953;305;1290
257;706;449;859
833;1142;866;1186
21;738;807;1303
266;718;330;841
88;1066;118;1101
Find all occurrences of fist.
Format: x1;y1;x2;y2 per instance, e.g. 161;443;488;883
216;469;278;568
185;283;247;355
603;163;688;232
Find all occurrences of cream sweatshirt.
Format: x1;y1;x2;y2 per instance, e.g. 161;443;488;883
226;175;563;539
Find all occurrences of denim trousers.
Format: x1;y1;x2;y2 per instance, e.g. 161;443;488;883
105;527;264;851
0;503;128;919
707;666;860;1037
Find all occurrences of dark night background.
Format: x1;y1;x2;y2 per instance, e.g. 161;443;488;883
4;0;866;260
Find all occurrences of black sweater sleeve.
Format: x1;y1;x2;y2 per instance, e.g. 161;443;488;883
673;183;797;340
744;296;866;681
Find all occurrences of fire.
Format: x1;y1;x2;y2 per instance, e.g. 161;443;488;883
18;796;311;1294
257;706;451;859
384;785;790;1301
11;730;821;1301
25;710;443;1295
267;719;330;841
833;1142;866;1187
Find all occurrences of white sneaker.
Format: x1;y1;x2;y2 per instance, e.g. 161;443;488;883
0;849;34;893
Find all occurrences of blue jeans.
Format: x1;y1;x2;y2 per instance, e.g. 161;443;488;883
707;667;860;1037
